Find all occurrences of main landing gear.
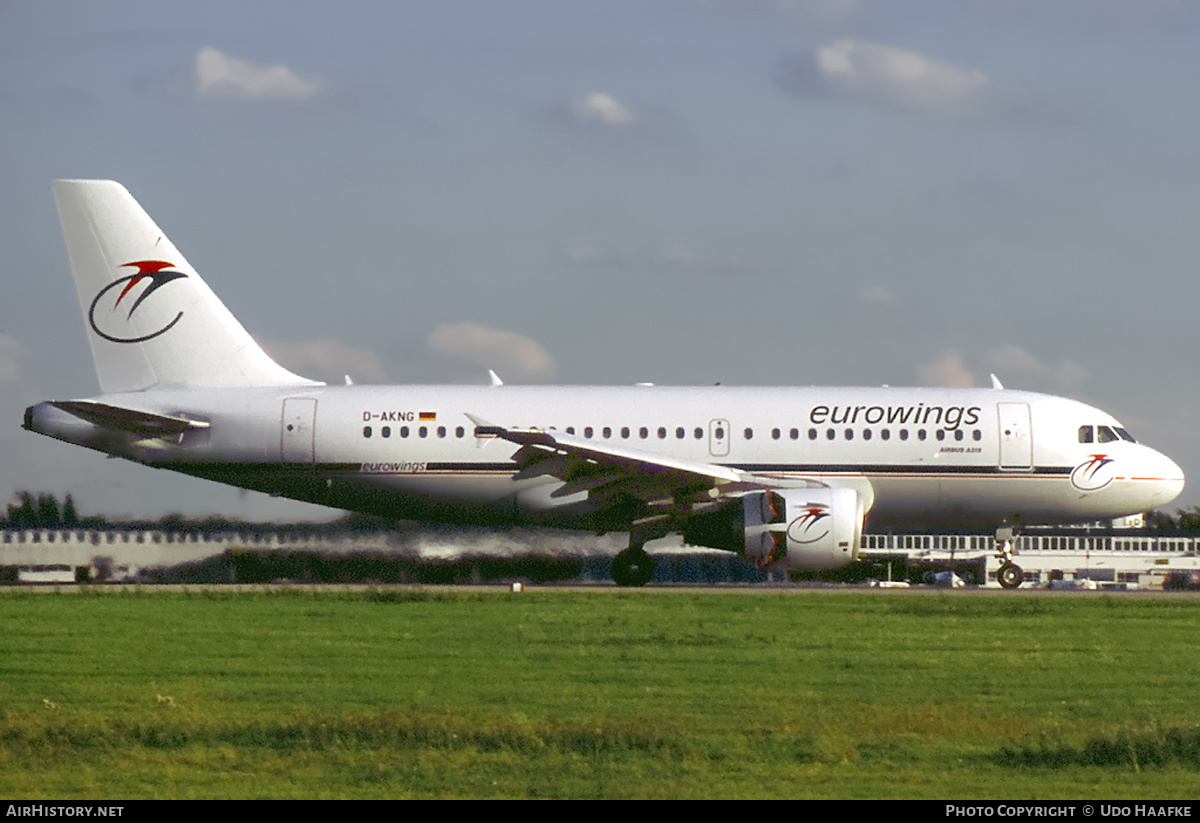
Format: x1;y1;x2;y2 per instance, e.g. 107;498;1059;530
611;545;655;587
994;527;1024;589
610;518;667;587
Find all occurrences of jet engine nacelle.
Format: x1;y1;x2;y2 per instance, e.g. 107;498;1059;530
682;487;863;571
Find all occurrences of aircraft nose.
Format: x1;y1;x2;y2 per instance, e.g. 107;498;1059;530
1140;448;1185;509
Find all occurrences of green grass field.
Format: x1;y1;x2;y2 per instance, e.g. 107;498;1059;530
2;586;1200;799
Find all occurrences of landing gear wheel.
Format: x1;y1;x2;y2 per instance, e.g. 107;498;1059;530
997;563;1024;589
611;548;655;587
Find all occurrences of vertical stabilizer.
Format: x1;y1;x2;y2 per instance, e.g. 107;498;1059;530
53;179;320;393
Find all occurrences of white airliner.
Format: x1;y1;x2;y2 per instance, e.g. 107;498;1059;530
24;180;1185;587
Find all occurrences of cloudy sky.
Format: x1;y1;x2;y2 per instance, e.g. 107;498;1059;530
4;0;1200;522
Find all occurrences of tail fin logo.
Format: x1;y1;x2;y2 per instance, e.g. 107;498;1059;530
88;261;188;343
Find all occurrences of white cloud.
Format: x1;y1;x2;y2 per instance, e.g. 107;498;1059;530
988;344;1087;390
814;38;989;112
572;92;635;127
777;37;1083;125
261;339;388;384
427;322;557;381
989;343;1044;374
915;346;1089;392
917;350;975;388
194;47;322;101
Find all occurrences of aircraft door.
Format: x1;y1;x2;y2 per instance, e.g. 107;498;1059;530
709;418;730;457
281;398;317;463
997;402;1032;471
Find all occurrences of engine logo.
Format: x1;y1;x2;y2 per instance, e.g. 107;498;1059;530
88;260;188;344
1070;454;1116;492
787;505;832;544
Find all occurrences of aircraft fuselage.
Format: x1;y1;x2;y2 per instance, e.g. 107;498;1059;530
25;383;1184;532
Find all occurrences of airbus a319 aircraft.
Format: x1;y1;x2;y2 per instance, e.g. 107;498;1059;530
24;181;1185;587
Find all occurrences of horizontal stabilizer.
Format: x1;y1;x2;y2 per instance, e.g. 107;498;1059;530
50;400;210;437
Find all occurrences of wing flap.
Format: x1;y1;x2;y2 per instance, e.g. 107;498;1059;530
467;414;750;517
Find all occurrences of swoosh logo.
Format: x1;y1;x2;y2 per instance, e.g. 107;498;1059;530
88;261;188;343
787;506;832;545
1070;454;1116;492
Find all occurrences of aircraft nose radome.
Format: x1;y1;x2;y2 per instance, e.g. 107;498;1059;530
1142;449;1185;507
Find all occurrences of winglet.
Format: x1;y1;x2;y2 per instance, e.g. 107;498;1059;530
990;373;1004;390
488;369;503;386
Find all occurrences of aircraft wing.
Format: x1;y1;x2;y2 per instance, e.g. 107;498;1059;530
467;414;782;517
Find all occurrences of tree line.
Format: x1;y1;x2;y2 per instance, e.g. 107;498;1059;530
2;491;391;534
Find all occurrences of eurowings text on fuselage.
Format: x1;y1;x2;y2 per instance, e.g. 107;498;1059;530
23;181;1185;583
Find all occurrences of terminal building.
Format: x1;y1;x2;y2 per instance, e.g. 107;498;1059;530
858;527;1200;589
3;520;1200;588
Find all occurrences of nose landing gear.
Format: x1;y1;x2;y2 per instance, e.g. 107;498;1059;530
995;527;1024;589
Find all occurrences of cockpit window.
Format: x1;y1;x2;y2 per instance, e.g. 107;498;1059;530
1078;425;1093;444
1097;425;1119;443
1115;427;1136;443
